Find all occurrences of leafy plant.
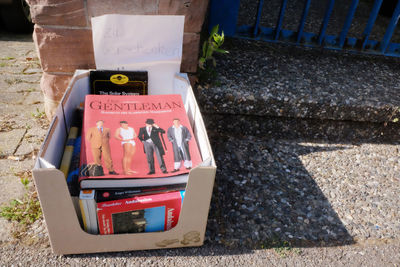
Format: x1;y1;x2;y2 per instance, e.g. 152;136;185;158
258;238;301;258
0;194;42;225
199;25;229;70
0;174;42;226
31;108;45;119
21;177;30;189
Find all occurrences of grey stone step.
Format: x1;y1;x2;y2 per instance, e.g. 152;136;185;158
196;39;400;123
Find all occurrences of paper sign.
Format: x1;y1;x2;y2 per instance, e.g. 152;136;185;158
91;15;184;95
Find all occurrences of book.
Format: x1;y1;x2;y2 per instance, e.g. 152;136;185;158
79;190;98;234
67;136;81;196
78;94;202;189
79;188;186;235
96;184;187;202
59;127;79;179
66;107;84;196
90;70;148;95
97;190;185;235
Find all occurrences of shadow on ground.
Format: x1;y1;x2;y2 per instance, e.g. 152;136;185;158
202;114;400;250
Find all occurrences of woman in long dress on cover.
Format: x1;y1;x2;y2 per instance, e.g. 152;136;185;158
114;121;137;175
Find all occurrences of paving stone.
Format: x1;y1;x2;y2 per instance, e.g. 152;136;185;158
0;129;26;156
0;92;26;104
15;127;47;157
0;174;25;205
23;91;43;105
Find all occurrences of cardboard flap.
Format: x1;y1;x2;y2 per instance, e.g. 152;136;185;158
173;74;214;166
35;113;66;169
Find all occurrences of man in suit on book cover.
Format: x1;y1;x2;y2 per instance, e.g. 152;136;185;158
138;118;168;175
167;118;192;172
86;120;117;175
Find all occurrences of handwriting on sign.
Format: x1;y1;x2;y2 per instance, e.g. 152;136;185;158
103;26;123;39
101;43;181;57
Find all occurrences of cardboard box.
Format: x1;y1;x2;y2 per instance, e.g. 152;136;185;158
32;70;216;255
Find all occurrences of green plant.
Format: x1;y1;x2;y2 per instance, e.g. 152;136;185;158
1;56;15;60
259;238;301;258
0;178;42;225
198;24;229;70
21;177;30;189
0;194;42;225
31;108;45;119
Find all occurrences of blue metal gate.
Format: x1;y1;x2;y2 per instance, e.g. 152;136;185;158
209;0;400;57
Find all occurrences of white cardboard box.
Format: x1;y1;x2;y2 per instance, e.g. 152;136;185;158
32;70;216;255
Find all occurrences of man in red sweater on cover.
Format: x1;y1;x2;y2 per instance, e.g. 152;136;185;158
86;120;117;175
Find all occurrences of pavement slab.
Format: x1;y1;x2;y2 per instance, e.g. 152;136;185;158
0;129;26;156
0;174;25;205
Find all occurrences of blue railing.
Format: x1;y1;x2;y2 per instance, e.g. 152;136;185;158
209;0;400;57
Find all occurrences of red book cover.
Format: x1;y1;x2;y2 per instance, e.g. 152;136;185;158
97;190;185;234
79;94;202;189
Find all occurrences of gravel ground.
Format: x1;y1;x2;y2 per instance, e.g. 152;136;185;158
204;114;400;248
197;38;400;122
1;28;400;265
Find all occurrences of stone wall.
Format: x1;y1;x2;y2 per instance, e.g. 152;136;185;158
27;0;209;119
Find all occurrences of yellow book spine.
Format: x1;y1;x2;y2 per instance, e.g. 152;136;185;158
59;127;79;179
79;199;88;232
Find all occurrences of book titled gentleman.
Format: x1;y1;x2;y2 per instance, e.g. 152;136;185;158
97;190;185;235
79;94;202;189
90;70;148;95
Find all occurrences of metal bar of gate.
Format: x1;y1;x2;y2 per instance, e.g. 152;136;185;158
338;0;359;48
296;0;312;43
380;0;400;53
254;0;265;37
361;0;384;50
209;0;400;58
318;0;335;45
275;0;288;40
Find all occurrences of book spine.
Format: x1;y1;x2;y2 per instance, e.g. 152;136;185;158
60;127;79;179
67;136;82;196
79;198;89;233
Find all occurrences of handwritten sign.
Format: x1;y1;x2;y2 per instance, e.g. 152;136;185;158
92;15;184;95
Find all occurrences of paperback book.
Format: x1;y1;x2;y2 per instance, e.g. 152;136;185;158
79;189;185;235
79;94;202;189
97;190;185;235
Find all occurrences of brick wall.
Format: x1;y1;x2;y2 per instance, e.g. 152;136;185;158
27;0;209;119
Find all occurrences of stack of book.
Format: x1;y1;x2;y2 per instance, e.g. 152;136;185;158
61;70;202;235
